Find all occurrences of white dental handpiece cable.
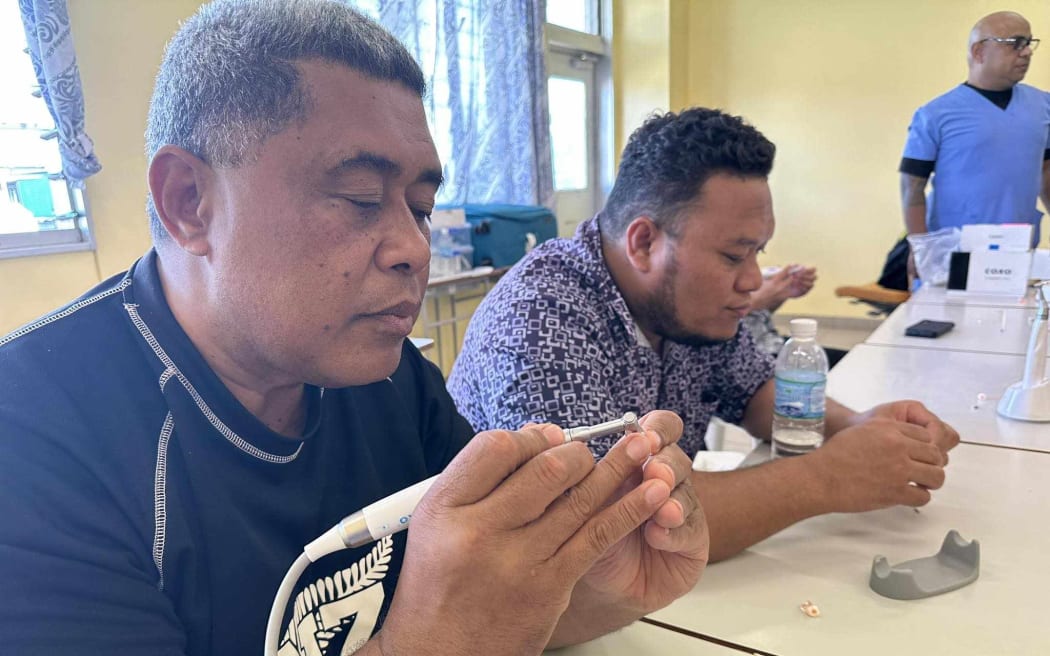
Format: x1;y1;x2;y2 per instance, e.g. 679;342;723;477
264;413;642;655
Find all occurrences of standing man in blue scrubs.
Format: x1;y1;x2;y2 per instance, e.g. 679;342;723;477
900;10;1050;278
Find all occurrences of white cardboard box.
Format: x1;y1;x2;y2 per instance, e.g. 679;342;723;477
966;249;1032;295
959;223;1033;252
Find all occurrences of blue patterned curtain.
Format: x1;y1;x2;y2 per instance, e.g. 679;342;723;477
357;0;553;208
18;0;101;187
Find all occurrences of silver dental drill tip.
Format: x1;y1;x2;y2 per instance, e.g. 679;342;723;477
562;411;643;443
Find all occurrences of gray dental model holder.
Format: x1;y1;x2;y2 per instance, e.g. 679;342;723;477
869;530;980;600
998;280;1050;421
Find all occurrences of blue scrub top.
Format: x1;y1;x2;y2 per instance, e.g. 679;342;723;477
902;83;1050;243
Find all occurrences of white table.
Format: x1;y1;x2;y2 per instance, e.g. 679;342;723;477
907;284;1038;309
648;443;1050;656
545;620;747;655
827;343;1049;453
865;302;1038;356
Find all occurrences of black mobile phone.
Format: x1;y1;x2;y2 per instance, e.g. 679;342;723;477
904;319;955;338
947;252;970;290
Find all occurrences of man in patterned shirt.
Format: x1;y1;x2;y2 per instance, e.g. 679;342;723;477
449;108;959;561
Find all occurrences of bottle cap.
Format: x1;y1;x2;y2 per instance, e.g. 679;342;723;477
788;318;818;339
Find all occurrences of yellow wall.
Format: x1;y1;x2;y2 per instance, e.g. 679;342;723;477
6;1;1050;333
613;0;672;154
676;0;1050;317
0;1;200;334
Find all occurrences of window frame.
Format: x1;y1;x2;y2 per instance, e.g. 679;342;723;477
0;183;95;260
1;4;95;260
544;0;615;212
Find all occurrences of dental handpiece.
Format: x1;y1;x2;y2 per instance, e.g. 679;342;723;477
562;411;641;442
304;412;644;559
268;413;648;655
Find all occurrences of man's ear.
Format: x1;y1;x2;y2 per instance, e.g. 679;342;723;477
148;145;215;256
623;216;663;273
971;41;985;64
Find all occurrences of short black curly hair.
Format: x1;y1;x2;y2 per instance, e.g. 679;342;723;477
600;107;775;239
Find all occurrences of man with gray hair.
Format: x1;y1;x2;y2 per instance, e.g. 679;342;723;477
900;10;1050;276
0;1;708;654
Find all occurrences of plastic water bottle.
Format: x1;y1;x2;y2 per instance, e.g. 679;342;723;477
772;318;828;458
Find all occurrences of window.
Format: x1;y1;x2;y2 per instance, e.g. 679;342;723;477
547;76;589;191
353;0;549;208
353;0;469;199
0;2;92;259
545;0;612;237
546;0;599;35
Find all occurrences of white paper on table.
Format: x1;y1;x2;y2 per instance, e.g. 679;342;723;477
693;417;755;471
692;451;748;472
966;249;1032;295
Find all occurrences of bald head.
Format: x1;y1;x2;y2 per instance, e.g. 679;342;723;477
967;11;1034;90
970;12;1030;48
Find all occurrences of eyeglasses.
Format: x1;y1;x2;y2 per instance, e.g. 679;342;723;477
979;36;1040;52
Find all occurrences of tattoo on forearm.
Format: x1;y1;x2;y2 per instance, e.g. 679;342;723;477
901;176;927;207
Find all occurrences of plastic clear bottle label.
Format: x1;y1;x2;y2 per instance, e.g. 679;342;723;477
773;373;826;420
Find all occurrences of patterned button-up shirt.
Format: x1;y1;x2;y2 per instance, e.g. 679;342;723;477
741;308;786;357
447;215;775;457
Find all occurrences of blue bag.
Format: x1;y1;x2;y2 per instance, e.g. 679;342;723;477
451;204;558;268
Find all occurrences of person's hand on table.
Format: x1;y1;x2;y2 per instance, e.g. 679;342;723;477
849;400;960;459
751;267;796;311
750;265;817;312
810;417;948;513
785;265;817;299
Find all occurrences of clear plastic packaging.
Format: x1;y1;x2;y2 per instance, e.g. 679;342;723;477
429;225;474;278
772;318;828;457
907;227;961;286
